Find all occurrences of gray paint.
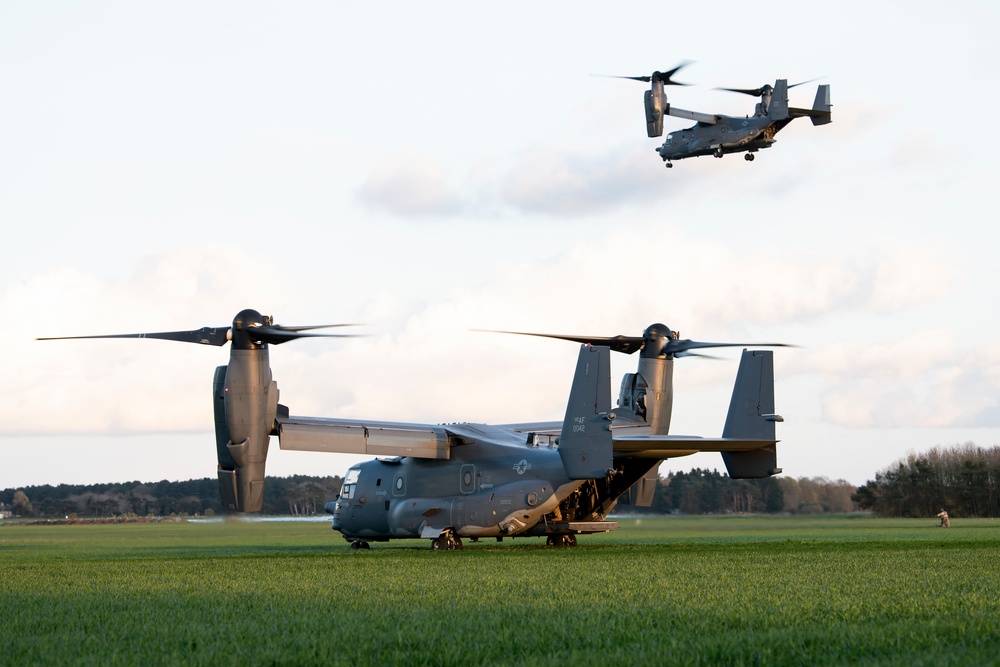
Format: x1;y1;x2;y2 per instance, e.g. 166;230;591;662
39;311;787;549
620;66;832;167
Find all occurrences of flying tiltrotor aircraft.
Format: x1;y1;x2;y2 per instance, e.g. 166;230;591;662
41;310;787;550
610;63;831;167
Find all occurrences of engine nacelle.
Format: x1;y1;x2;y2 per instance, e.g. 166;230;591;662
618;372;643;416
213;348;279;512
616;358;674;435
644;89;664;138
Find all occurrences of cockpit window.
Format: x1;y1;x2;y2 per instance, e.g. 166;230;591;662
342;468;360;499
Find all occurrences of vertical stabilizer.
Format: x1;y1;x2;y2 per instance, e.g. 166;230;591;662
721;350;782;478
559;345;614;479
767;79;789;120
811;84;832;125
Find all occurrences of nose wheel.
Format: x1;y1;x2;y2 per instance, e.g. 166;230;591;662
744;153;755;161
665;161;673;169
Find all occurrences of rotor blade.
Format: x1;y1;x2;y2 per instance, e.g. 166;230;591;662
718;78;821;96
788;77;821;89
37;327;232;346
595;73;653;82
715;86;766;97
668;340;795;356
254;326;364;345
594;61;692;86
475;329;645;354
674;350;723;360
272;323;365;333
652;61;693;85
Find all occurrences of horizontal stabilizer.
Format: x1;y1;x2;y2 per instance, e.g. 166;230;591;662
612;435;777;459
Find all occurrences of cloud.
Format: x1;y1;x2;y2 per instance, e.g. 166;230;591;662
356;141;694;220
1;246;297;436
788;333;1000;429
0;227;972;440
356;150;461;217
497;143;671;217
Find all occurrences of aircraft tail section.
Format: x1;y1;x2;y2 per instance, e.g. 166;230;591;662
767;79;789;120
721;350;783;478
559;345;614;479
788;84;832;125
810;84;832;125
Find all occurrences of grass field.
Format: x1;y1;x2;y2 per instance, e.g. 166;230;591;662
2;515;999;666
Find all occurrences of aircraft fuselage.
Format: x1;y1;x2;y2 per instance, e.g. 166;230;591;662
657;117;793;161
327;423;649;545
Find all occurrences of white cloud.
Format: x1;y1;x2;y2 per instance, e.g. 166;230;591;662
357;150;461;217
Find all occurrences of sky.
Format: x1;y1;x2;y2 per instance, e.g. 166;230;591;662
2;1;999;490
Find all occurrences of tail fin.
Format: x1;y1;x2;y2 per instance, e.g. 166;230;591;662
767;79;789;120
789;84;832;125
810;84;832;125
559;345;614;479
721;350;783;478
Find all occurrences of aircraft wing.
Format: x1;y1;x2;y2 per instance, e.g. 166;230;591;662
275;412;452;459
500;420;561;435
665;106;719;124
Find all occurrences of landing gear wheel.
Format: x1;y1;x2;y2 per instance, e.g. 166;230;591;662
567;534;578;547
350;541;370;550
547;534;573;547
665;161;673;169
714;148;724;158
432;530;462;551
745;153;755;161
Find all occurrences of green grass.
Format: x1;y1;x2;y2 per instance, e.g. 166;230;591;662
2;516;999;666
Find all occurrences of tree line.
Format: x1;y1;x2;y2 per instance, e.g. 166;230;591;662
10;443;998;520
0;475;343;519
3;469;861;519
852;443;1000;518
638;469;859;515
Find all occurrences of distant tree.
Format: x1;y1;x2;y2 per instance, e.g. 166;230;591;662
854;443;1000;518
12;490;32;517
779;477;859;514
654;469;786;515
1;474;344;518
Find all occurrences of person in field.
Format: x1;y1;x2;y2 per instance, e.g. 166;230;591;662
936;509;950;528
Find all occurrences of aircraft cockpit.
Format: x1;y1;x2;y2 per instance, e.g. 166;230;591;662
341;467;360;499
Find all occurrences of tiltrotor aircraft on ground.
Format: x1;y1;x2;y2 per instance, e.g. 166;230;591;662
41;310;786;549
609;63;831;167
